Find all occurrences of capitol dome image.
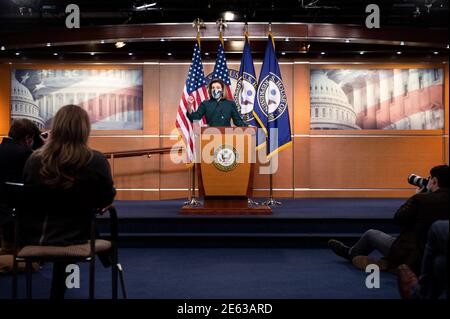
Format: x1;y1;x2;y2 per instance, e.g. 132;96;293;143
10;77;45;129
310;72;360;130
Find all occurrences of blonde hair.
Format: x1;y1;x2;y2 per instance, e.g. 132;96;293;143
34;105;93;189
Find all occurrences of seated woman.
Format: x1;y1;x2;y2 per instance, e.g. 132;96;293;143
22;104;116;298
186;78;248;127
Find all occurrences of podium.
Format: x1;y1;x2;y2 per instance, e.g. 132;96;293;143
180;126;272;215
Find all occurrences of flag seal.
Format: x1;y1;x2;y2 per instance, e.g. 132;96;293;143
257;73;288;122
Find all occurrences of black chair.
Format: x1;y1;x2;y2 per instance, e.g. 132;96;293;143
4;182;127;299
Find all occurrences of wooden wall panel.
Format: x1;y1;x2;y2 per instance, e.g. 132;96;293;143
160;64;189;135
159;136;190;200
89;137;160;200
308;136;444;189
293;64;310;135
0;65;11;135
445;63;449;135
0;62;448;200
293;137;311;189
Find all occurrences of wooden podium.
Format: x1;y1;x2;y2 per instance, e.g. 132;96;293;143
180;126;272;215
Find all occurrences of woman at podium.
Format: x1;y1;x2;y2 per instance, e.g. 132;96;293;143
186;78;248;127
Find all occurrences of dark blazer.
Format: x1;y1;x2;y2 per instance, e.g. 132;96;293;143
0;138;33;219
0;137;32;184
186;98;248;127
388;188;449;272
21;150;116;246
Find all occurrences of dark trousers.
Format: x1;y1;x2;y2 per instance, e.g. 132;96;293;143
418;220;448;299
50;261;70;299
349;229;396;257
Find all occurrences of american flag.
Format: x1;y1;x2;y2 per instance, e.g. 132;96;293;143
175;43;208;163
211;43;233;98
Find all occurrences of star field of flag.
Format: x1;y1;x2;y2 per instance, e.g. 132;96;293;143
211;43;231;85
186;43;207;94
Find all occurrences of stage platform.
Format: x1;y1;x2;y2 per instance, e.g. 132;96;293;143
98;198;405;245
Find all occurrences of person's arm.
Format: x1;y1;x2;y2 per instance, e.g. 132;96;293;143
186;101;207;122
230;101;248;127
393;195;419;225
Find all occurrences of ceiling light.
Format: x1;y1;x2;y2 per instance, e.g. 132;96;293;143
320;51;326;55
285;38;290;42
433;51;439;55
360;51;365;55
115;41;126;48
167;52;172;56
400;41;405;46
223;11;236;21
281;52;286;55
205;52;209;56
53;53;58;56
100;40;105;44
46;43;51;47
128;52;133;56
160;38;166;42
90;52;95;56
396;51;402;55
135;2;157;10
15;52;20;56
345;39;350;43
0;46;5;51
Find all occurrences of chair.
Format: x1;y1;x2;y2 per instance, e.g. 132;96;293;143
4;182;127;299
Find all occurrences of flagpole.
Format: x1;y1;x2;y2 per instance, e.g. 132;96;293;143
243;22;260;208
262;24;281;207
263;171;281;206
184;19;205;208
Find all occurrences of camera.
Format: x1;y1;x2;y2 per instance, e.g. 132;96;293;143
407;174;429;189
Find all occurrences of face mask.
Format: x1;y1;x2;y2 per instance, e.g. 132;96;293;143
212;89;223;100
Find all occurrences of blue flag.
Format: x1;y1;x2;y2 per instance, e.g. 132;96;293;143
253;34;292;158
234;34;266;149
234;35;258;126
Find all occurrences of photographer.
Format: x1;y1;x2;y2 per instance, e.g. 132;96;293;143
328;165;449;274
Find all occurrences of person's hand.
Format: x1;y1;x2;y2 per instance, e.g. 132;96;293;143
416;186;426;194
187;96;195;113
40;130;51;144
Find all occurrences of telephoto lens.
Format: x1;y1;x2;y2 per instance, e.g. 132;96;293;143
407;174;429;188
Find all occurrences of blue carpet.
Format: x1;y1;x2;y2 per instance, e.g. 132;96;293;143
0;248;399;299
112;198;406;219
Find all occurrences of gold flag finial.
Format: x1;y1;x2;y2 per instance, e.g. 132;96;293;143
216;18;228;46
192;18;205;46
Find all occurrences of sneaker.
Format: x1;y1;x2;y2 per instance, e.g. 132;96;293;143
328;239;351;261
397;264;419;299
352;255;389;271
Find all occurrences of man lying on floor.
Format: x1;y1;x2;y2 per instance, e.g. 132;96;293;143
328;165;449;274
